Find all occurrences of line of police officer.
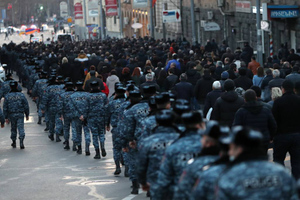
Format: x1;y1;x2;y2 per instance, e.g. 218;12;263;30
0;54;299;199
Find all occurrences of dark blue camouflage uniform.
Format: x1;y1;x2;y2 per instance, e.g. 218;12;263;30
58;90;75;142
191;163;227;200
106;96;126;164
121;100;149;181
0;106;5;125
3;91;29;140
151;129;202;200
40;84;64;136
87;91;108;149
216;160;298;199
0;79;22;100
137;126;179;187
69;91;90;146
173;155;219;200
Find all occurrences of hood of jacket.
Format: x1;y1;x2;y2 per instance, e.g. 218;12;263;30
107;75;119;82
221;90;239;102
243;101;263;114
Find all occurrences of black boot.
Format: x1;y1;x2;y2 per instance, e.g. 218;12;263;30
37;117;41;125
48;134;54;141
131;180;139;195
146;191;151;197
124;165;129;177
94;148;101;159
44;123;49;131
100;142;106;157
85;143;90;156
114;160;121;175
64;140;70;150
77;145;82;154
20;139;25;149
11;140;16;148
56;134;61;142
72;142;77;151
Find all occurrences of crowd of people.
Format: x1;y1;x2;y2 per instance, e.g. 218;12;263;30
0;37;300;199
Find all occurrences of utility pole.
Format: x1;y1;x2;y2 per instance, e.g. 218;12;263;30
83;0;87;26
67;0;70;16
118;0;123;38
99;0;105;39
190;0;196;45
256;0;263;66
149;0;154;38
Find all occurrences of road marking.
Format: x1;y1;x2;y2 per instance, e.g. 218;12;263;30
122;189;145;200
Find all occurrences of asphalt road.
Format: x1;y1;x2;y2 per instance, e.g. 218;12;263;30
0;84;148;200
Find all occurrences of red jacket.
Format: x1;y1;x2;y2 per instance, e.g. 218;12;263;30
102;82;109;97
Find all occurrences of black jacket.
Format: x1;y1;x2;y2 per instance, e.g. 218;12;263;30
272;91;300;135
203;89;222;117
233;101;277;141
186;69;201;86
234;76;253;90
211;90;244;127
268;77;284;89
172;81;194;102
165;74;178;91
194;75;215;103
261;75;273;90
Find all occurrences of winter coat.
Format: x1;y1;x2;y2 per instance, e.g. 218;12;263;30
106;75;120;98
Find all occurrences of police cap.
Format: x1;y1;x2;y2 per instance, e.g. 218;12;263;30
126;84;135;92
48;75;56;82
155;110;176;126
126;80;135;85
175;99;190;106
143;85;156;95
75;81;84;87
51;69;57;72
115;86;126;94
114;82;124;90
56;76;64;81
173;104;191;116
155;93;170;105
90;81;99;88
129;90;141;98
181;111;203;126
65;82;74;87
64;77;71;82
202;121;222;140
9;80;18;87
221;126;263;149
41;71;48;76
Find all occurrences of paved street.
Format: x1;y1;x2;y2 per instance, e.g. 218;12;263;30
0;83;148;200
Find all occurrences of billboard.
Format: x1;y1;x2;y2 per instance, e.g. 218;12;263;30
132;0;148;9
88;0;99;17
74;2;83;19
162;10;181;23
60;1;68;17
105;0;118;17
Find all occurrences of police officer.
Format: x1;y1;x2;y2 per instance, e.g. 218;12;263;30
32;71;48;124
139;93;172;141
174;121;225;200
215;126;298;199
0;105;5;128
40;75;63;142
58;82;75;150
87;81;108;158
55;76;65;137
69;82;90;155
0;73;22;101
190;129;230;200
151;111;205;200
3;81;29;149
138;110;180;198
106;86;126;173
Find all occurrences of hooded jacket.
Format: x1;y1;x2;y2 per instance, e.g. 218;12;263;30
233;101;277;141
106;75;120;98
211;90;244;127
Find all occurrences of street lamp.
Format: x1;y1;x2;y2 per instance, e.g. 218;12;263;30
40;6;44;10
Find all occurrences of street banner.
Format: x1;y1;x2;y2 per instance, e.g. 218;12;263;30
105;0;118;17
88;0;99;17
74;2;83;19
132;0;148;9
60;1;68;17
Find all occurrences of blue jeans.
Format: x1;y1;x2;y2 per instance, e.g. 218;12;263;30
273;133;300;180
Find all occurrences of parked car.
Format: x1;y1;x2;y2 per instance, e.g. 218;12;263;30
0;64;6;83
0;27;7;33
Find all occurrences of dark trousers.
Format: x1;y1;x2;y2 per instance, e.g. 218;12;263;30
273;133;300;180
